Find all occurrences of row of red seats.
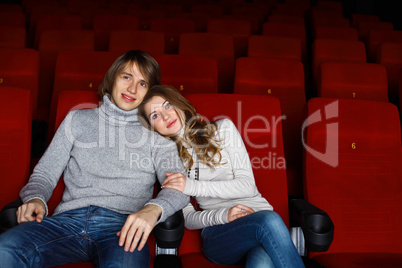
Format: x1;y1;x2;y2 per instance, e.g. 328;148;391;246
1;86;401;267
1;45;402;195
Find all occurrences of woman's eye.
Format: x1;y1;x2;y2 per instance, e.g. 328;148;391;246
151;114;159;120
140;82;147;87
165;103;171;109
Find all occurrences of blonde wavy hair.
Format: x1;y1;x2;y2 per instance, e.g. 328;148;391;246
139;85;224;170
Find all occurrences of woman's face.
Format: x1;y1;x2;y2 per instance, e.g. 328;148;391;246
110;62;149;111
144;96;184;136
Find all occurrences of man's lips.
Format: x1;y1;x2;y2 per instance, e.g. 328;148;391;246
167;119;177;128
122;93;136;102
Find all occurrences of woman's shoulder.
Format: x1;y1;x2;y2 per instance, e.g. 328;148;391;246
215;118;237;131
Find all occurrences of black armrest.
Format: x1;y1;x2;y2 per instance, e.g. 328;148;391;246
0;198;22;234
289;199;334;252
153;209;184;249
153;210;184;268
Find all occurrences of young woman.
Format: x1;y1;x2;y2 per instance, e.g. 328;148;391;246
139;85;305;268
0;51;189;267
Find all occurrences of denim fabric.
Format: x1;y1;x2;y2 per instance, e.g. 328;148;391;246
201;210;304;268
0;206;150;268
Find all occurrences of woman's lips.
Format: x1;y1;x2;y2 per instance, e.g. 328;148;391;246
122;93;135;102
167;119;177;128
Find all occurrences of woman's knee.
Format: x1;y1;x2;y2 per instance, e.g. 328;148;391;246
254;211;289;236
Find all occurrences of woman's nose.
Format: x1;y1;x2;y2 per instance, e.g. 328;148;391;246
161;111;170;121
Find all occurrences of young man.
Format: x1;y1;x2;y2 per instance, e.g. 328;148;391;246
0;50;189;267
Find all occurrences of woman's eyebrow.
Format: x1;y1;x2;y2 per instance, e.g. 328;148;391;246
148;101;168;118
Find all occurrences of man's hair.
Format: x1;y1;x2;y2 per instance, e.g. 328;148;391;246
98;50;161;99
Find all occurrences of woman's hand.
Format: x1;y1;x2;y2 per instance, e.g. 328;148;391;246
227;204;255;222
161;172;187;192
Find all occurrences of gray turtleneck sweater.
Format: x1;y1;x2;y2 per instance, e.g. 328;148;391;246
20;96;189;223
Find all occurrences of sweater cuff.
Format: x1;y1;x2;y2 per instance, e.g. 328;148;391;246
219;207;230;225
23;196;49;217
183;177;195;196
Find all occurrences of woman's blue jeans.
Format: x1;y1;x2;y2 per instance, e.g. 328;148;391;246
201;210;305;268
0;206;150;268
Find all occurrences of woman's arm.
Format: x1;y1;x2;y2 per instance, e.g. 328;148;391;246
182;202;229;230
181;119;259;199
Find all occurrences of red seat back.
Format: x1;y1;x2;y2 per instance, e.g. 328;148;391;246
0;86;32;209
304;98;402;259
154;54;218;95
319;62;388;102
234;57;305;196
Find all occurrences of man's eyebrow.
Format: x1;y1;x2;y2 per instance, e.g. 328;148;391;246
121;71;133;77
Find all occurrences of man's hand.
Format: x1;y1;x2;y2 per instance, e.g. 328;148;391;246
227;204;254;222
16;199;46;224
117;204;162;252
161;172;186;192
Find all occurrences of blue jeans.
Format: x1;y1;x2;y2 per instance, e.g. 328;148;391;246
201;210;304;268
0;206;150;268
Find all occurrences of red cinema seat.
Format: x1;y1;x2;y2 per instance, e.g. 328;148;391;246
150;18;195;54
174;12;212;32
357;21;393;43
180;94;289;267
109;30;165;55
312;17;350;29
377;42;402;100
304;97;402;267
128;10;165;31
37;29;95;122
268;15;305;26
0;26;26;48
351;13;380;28
93;15;139;51
248;35;302;61
0;11;25;27
310;7;343;21
367;29;402;62
314;27;359;41
262;22;307;62
207;19;252;58
153;54;218;95
34;14;82;49
191;4;224;17
234;57;306;197
312;39;367;90
319;62;388;102
0;48;39;119
49;51;121;142
27;5;70;47
0;3;23;12
179;33;234;94
0;86;32;210
270;4;308;18
316;0;343;11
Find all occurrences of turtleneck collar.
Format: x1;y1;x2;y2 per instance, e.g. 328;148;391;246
99;95;139;123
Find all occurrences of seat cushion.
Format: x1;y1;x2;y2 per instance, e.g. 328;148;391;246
313;253;402;268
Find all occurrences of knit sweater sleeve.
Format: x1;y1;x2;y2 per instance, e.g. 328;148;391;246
145;132;190;223
19;112;75;215
183;202;229;230
183;119;258;199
